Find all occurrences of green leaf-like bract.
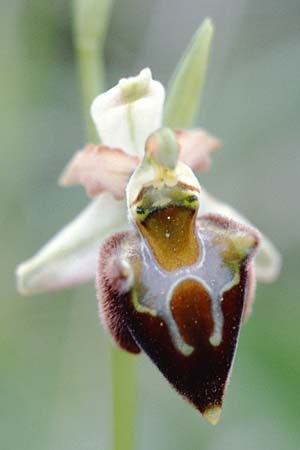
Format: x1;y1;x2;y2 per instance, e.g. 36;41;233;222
164;18;214;128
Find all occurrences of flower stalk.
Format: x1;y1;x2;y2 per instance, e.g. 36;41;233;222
111;348;137;450
72;2;136;450
72;0;113;142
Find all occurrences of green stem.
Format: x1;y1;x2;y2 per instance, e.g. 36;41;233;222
72;3;136;450
76;44;104;141
72;0;113;142
111;347;137;450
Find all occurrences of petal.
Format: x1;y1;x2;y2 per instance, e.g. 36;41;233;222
59;144;139;200
16;193;127;295
91;68;165;157
200;189;282;282
97;213;259;424
175;128;221;171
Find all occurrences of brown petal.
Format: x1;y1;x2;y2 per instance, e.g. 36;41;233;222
59;144;139;200
96;209;259;424
175;128;221;171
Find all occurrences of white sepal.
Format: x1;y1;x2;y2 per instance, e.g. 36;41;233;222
200;189;281;282
16;193;127;295
91;68;165;157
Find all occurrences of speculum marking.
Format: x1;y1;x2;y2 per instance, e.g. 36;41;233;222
132;225;239;356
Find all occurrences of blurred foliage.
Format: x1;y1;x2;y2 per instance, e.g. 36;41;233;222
0;0;299;449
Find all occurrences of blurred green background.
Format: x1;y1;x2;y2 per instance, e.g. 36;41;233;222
1;0;299;449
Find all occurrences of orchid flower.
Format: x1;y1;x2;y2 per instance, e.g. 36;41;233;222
16;66;281;424
16;68;280;295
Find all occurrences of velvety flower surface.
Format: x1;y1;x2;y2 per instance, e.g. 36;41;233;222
16;68;281;424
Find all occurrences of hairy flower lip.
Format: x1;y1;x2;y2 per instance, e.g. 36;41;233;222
96;210;260;422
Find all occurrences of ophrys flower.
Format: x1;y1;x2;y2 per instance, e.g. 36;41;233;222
16;68;280;424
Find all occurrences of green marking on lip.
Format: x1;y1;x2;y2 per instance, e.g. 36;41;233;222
134;186;199;222
131;287;157;317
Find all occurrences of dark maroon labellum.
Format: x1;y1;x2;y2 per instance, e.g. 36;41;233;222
97;212;259;424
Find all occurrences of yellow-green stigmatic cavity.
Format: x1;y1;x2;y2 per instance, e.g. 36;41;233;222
134;184;200;271
137;205;198;271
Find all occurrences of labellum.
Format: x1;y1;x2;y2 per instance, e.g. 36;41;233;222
97;128;259;425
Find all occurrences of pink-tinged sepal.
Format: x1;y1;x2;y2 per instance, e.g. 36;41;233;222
176;128;221;171
59;144;139;200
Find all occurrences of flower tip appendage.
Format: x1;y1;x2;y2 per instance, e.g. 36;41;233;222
203;405;222;426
